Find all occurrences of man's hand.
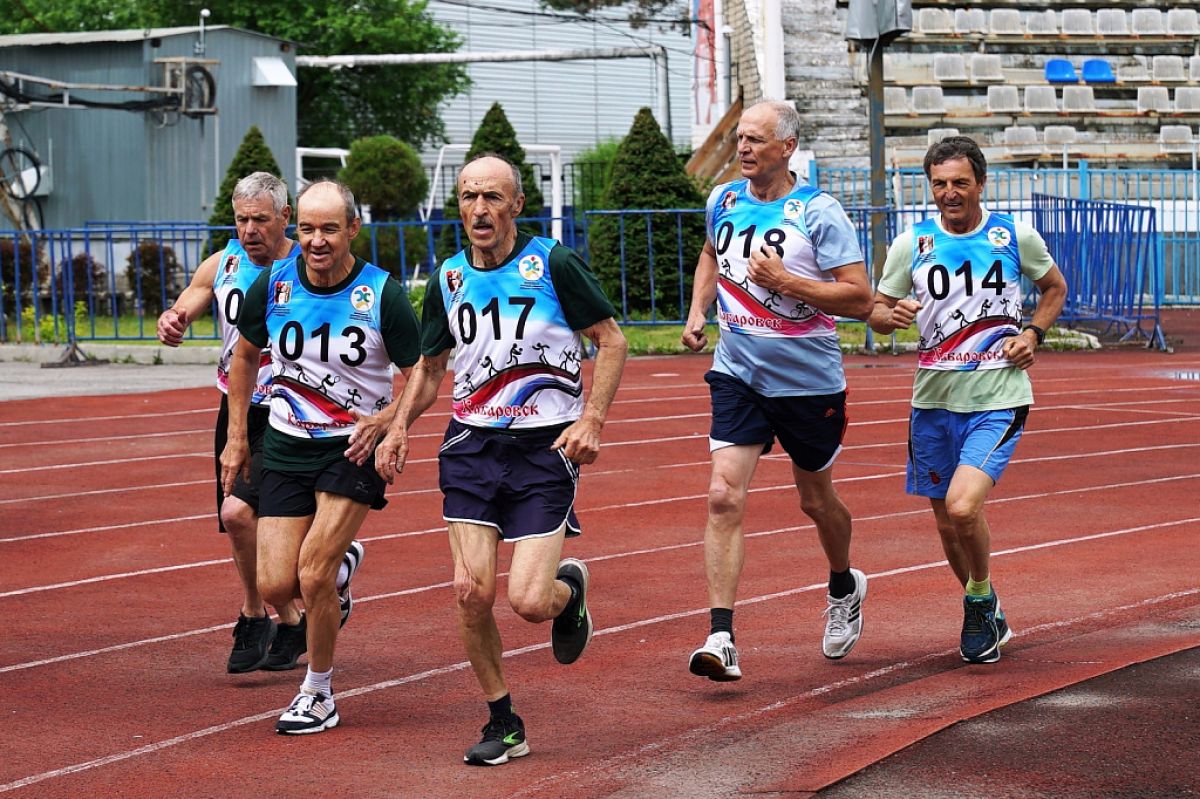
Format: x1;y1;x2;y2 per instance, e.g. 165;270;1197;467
887;298;921;330
551;415;602;465
157;307;189;347
1002;329;1038;370
681;314;708;352
374;424;410;485
746;245;789;293
345;408;389;467
219;437;250;496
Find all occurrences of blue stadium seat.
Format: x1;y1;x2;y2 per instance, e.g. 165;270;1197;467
1045;59;1079;83
1082;59;1116;84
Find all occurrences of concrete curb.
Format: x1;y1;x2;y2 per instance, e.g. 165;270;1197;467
0;342;220;365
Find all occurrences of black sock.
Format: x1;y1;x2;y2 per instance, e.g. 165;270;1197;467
487;693;514;720
829;568;855;599
710;607;734;642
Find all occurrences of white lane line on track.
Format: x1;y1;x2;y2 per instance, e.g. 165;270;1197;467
0;453;209;475
0;408;212;428
509;586;1200;798
3;555;1195;795
3;472;1197;651
0;514;210;544
0;428;210;450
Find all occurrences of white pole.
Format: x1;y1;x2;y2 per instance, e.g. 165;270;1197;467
713;0;730;114
550;149;563;242
761;0;785;99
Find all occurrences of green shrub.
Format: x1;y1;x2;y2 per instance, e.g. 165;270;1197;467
54;252;109;302
587;108;705;317
125;240;181;316
339;135;428;220
571;139;621;213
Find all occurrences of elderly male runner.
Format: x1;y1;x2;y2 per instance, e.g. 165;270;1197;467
681;100;874;681
869;135;1066;663
223;178;420;733
157;172;313;673
375;153;627;766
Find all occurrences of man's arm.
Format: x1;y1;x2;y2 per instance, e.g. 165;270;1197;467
219;336;260;493
868;292;921;335
374;351;451;484
746;248;874;320
681;240;718;352
552;317;628;465
1002;264;1068;369
157;252;219;346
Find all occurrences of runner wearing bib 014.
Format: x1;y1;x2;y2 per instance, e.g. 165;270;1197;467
910;214;1022;371
262;258;395;439
213;238;299;404
438;236;584;430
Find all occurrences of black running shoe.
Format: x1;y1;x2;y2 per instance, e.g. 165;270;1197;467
551;558;592;665
339;540;364;629
961;592;1011;664
263;615;307;671
463;714;529;766
227;613;275;674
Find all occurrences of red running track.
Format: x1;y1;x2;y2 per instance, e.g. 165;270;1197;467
1;349;1198;798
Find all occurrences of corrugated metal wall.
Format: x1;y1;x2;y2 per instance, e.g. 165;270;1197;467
0;28;296;227
425;0;693;163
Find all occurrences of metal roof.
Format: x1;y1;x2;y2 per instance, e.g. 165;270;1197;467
0;25;290;48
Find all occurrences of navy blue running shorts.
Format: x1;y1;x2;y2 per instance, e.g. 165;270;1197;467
705;370;847;472
438;418;582;542
258;457;388;517
214;395;270;531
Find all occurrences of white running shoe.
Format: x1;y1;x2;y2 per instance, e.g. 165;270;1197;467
338;540;364;629
276;691;339;735
689;631;742;681
823;567;867;659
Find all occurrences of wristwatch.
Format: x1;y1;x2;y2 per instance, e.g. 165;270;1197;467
1022;324;1046;346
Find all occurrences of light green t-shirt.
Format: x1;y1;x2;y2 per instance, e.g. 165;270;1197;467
878;210;1055;412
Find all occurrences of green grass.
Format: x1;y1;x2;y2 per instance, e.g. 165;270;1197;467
620;322;921;355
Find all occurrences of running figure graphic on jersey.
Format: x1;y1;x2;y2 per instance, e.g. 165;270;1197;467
951;308;968;329
977;299;992;319
344;388;362;409
507;344;522;366
481;356;498;377
533;342;550;364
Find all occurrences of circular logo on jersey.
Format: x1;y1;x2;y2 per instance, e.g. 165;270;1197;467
518;254;545;281
987;226;1011;247
351;284;376;312
783;199;803;220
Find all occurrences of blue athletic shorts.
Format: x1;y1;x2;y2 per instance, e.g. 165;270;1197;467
438;419;582;542
705;370;847;472
259;457;388;517
906;406;1029;498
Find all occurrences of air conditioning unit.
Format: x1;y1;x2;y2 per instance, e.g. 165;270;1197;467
10;164;51;198
157;58;218;116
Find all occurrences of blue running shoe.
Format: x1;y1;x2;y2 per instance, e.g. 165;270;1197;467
960;591;1009;664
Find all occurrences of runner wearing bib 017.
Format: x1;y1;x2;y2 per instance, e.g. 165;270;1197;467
213;239;299;404
910;213;1022;371
262;258;395;439
438;235;584;430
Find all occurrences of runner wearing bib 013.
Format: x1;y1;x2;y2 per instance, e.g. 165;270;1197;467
438;236;584;430
213;239;299;404
910;214;1022;371
709;179;837;340
262;258;395;439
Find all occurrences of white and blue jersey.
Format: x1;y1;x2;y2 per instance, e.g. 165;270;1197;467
909;214;1023;371
213;240;299;404
705;178;862;396
261;259;395;439
438;236;585;429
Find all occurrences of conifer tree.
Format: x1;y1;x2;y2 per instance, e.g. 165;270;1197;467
440;103;545;255
587;107;704;317
207;126;287;253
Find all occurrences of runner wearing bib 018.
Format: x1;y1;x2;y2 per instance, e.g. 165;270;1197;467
910;213;1022;371
213;238;299;404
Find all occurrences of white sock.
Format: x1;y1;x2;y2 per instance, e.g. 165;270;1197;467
336;561;349;591
301;667;333;698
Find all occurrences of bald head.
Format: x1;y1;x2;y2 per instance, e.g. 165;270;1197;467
457;155;525;266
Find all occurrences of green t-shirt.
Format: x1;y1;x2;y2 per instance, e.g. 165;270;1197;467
878;210;1054;412
239;257;421;471
420;232;616;356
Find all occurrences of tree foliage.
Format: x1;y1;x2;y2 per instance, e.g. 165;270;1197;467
206;125;287;253
440;102;545;256
537;0;693;30
1;0;469;149
588;107;704;317
339;135;428;220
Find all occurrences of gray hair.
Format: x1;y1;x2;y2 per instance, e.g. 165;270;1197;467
462;152;523;198
296;178;358;225
749;100;801;144
231;172;288;214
